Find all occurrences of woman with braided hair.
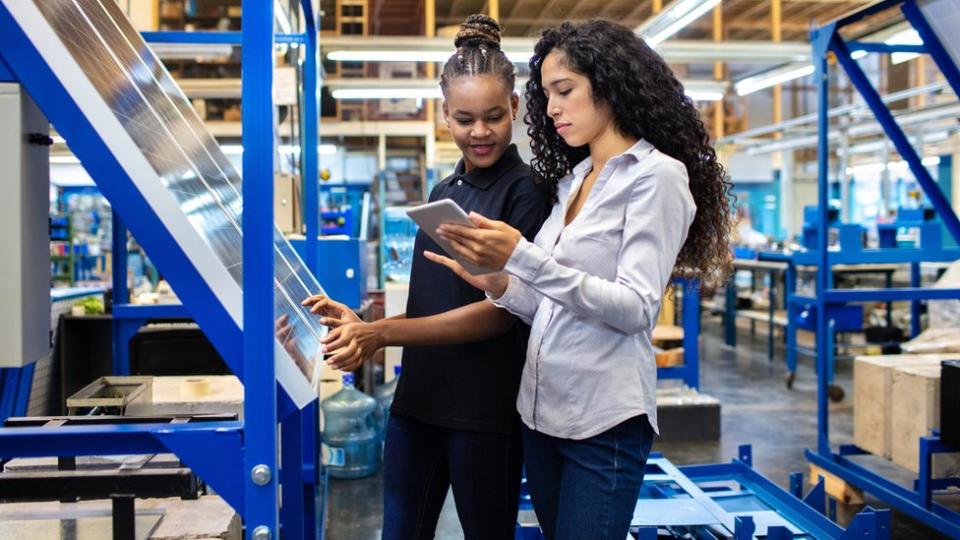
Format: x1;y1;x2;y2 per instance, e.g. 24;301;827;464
304;14;551;539
427;19;734;539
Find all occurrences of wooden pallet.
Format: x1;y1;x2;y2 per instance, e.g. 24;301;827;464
809;464;865;505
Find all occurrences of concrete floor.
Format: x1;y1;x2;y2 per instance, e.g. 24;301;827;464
324;318;956;539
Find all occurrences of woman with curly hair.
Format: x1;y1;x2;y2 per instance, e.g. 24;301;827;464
304;14;552;540
426;18;733;539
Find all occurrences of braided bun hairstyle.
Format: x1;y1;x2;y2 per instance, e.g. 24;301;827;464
440;14;516;94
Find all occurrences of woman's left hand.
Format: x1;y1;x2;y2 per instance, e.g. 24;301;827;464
438;212;522;271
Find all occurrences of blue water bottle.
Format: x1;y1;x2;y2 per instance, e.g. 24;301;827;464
321;373;379;479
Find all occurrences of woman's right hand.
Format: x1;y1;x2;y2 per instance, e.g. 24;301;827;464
423;250;510;298
321;321;384;372
302;294;361;328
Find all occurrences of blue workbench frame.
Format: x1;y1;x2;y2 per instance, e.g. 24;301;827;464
0;2;323;539
805;1;960;536
657;278;701;389
515;445;890;538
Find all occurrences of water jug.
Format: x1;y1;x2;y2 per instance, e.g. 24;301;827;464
321;373;379;479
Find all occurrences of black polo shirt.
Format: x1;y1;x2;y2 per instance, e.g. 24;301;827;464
391;144;553;434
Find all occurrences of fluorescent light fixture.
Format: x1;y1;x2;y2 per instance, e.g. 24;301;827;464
734;63;814;96
332;87;443;100
220;144;244;155
327;50;531;64
735;46;878;96
686;90;723;101
886;29;922;64
636;0;722;47
328;77;722;101
220;144;338;155
845;162;887;176
50;155;80;164
149;43;233;60
845;156;941;175
52;135;66;144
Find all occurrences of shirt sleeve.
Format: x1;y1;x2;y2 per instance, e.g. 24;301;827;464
485;176;552;324
502;159;696;335
488;275;540;325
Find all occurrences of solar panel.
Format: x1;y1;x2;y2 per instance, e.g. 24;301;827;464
918;0;960;70
10;0;327;404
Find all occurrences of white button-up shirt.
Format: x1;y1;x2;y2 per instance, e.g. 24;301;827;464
492;139;696;439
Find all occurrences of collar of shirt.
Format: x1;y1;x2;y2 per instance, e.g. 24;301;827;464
452;144;523;190
559;139;656;213
567;138;655;184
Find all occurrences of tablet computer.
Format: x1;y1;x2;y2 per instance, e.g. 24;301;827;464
406;199;497;275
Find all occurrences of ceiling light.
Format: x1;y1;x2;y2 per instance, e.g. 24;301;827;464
685;90;724;101
332;88;443;100
50;155;80;164
220;144;244;155
636;0;723;47
734;63;815;96
326;50;531;64
886;29;922;64
220;144;339;155
149;43;233;60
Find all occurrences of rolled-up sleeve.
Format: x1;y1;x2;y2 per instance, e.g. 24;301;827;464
502;160;696;335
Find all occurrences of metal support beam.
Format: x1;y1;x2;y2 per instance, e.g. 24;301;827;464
831;34;960;244
241;1;279;537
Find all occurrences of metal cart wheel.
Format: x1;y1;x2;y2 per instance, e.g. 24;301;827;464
828;384;845;402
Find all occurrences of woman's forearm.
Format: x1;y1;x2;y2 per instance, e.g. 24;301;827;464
375;301;514;347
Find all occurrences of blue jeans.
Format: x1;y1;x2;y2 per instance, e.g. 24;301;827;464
521;415;655;540
381;413;522;540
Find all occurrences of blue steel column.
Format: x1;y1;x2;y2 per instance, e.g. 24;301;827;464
280;407;306;539
785;262;797;378
812;25;834;457
242;1;278;538
910;262;921;337
112;216;130;375
682;279;701;390
303;14;319;276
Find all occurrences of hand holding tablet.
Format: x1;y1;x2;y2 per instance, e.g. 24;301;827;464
406;199;498;275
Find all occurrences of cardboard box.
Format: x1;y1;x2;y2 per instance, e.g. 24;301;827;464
853;354;945;457
890;364;960;476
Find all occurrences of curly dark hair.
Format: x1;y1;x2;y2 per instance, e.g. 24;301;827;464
524;19;734;286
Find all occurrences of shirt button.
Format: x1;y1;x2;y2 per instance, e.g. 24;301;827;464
457;179;463;186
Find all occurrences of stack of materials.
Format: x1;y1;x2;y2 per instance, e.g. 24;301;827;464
853;353;960;476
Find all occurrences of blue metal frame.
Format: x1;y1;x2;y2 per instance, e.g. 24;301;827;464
0;2;323;538
656;278;701;389
516;445;890;538
241;3;280;536
806;2;960;536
